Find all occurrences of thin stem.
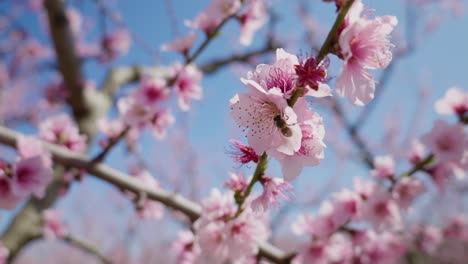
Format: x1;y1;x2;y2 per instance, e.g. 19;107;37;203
288;87;303;107
168;12;241;87
90;127;130;164
401;154;434;178
316;0;355;62
186;14;236;65
233;152;268;218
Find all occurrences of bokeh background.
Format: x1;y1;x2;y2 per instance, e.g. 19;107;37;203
1;0;467;262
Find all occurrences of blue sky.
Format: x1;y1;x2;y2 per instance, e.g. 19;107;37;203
2;0;468;253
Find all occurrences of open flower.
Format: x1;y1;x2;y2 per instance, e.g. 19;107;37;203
171;230;200;264
135;76;170;106
39;114;87;152
0;172;25;209
230;84;301;155
150;109;175;140
11;156;53;199
251;177;293;212
42;209;68;240
269;99;326;180
238;0;268;45
336;1;398;105
172;63;203;111
370;155;395;179
435;87;468;118
421;120;467;163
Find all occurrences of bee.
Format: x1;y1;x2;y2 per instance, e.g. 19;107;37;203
273;114;292;137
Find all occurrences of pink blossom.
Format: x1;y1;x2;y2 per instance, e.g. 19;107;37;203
135;76;170;106
292;202;339;239
195;221;230;262
360;186;401;229
330;189;362;223
294;234;353;264
161;32;197;55
28;0;43;11
195;210;269;263
443;215;468;240
435;87;468;118
171;230;200;264
269;99;326;180
357;230;407;264
150;109;175;140
17;136;52;167
11;156;53;198
392;178;425;209
354;178;377;200
428;162;457;191
244;48;332;99
292;190;360;239
227;139;259;164
39;114;87;152
294;56;332;98
172;63;203;111
370;155;395;179
223;212;269;260
408;140;426;164
224;172;248;193
67;8;83;37
98;118;125;139
293;240;329;264
194;189;269;262
0;172;25;209
185;0;241;34
117;96;157;127
251;177;293;212
421;120;467;163
196;189;236;226
245;48;298;98
415;225;443;254
42;209;68;240
336;2;398;105
238;0;268;45
230;80;301;155
131;170;164;220
43;79;68;105
0;242;8;264
100;29;131;62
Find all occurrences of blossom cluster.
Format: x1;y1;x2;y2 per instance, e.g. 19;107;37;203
168;1;404;262
100;62;203;147
0;136;53;209
230;48;328;180
290;87;468;263
173;189;270;263
0;113;87;209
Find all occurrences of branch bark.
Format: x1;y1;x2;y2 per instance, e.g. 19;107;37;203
0;126;293;263
62;235;112;264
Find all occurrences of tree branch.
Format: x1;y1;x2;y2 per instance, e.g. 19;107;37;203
0;0;111;260
44;0;88;123
62;235;111;264
0;126;293;263
199;39;278;74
